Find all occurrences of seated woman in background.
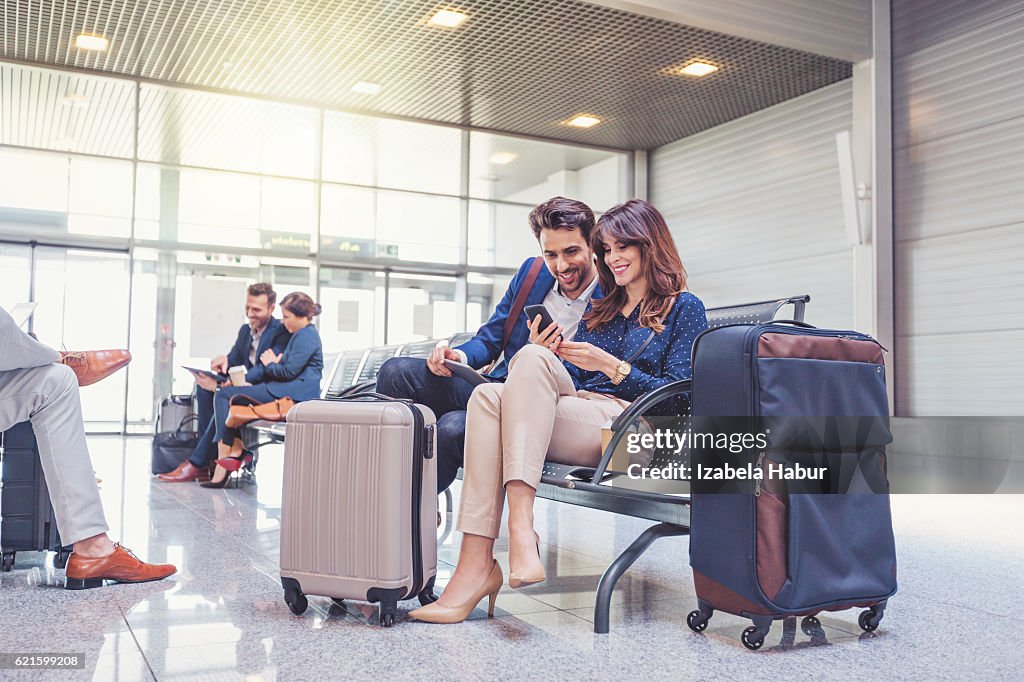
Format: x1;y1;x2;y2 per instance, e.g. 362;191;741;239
202;292;324;488
411;199;708;624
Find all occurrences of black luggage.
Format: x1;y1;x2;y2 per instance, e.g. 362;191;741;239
0;422;72;571
151;415;200;475
157;393;196;434
687;321;897;650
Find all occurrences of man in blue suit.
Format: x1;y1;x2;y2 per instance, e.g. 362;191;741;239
158;282;291;482
377;197;602;493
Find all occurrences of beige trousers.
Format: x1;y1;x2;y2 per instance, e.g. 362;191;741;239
456;344;627;539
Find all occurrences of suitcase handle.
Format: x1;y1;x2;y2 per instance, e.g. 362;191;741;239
326;392;410;403
768;319;817;329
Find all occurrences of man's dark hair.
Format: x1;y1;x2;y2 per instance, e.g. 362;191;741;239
247;282;277;306
528;196;595;243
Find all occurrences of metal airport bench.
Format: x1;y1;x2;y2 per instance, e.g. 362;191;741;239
244;294;810;632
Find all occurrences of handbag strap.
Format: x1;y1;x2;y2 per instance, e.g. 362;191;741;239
625;330;657;363
501;257;545;353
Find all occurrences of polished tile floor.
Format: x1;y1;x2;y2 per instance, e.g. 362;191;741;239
1;436;1022;680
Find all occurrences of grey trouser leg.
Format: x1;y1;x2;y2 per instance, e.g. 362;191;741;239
0;307;109;545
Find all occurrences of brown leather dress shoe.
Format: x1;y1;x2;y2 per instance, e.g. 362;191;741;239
65;544;176;590
59;349;132;387
157;461;211;482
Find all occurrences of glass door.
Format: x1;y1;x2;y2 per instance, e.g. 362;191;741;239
31;246;131;432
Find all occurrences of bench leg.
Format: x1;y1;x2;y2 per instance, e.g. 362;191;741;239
593;522;689;634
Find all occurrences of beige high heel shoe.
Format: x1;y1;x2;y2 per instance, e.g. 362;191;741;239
409;560;503;624
508;532;545;589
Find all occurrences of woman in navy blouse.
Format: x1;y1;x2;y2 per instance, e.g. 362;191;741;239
412;199;707;624
202;292;324;488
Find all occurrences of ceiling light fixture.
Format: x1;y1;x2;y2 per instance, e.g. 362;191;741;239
489;152;518;165
566;114;602;128
351;81;382;95
75;34;109;51
428;9;469;28
678;61;718;77
61;94;89;108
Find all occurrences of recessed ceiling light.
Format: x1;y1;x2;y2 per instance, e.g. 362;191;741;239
221;61;235;69
61;94;89;108
566;114;602;128
678;61;718;77
351;81;382;95
428;9;469;28
75;34;109;51
489;152;518;165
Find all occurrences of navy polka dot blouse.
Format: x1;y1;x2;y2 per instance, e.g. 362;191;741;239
565;292;708;402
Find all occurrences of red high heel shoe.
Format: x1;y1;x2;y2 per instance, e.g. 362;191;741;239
200;452;252;489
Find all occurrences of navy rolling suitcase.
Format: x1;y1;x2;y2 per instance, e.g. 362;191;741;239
687;321;897;649
1;422;72;571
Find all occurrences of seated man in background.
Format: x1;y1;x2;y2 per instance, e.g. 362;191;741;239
159;282;290;482
376;196;602;494
0;306;176;589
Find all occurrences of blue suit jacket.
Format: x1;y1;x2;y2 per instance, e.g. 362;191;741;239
226;318;291;384
455;257;602;379
246;324;324;401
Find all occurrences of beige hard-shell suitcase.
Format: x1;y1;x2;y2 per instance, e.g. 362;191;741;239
279;394;438;627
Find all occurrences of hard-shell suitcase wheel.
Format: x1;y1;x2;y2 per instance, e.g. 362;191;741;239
283;579;308;616
379;601;399;628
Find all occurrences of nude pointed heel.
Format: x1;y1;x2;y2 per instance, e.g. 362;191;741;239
508;533;545;589
409;561;503;624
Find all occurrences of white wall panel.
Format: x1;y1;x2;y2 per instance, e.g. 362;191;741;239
894;0;1024;416
651;80;854;329
590;0;871;61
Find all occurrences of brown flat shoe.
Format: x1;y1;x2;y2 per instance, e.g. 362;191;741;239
65;544;176;590
59;350;131;387
157;462;210;482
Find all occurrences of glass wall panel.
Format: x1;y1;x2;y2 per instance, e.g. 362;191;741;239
321;185;460;264
318;268;385;351
0;244;31;313
468;273;512;333
468;201;535;268
386;273;458;344
468;131;626;208
139;85;319;178
322;112;462;195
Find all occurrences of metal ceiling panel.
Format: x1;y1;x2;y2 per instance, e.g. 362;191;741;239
1;0;851;149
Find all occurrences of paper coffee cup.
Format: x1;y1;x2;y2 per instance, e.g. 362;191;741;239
229;365;246;386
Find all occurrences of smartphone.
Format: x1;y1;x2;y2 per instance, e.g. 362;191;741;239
524;304;556;332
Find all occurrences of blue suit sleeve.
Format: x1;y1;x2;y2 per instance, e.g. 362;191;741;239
245;325;290;384
226;326;248;369
263;329;321;381
455;258;534;369
614;296;707;402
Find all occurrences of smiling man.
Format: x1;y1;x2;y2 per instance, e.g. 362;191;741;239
376;196;602;495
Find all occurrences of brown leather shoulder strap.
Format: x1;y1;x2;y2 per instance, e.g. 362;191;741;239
501;257;545;352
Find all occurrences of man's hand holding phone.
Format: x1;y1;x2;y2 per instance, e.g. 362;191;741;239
427;344;463;377
525;304;562;352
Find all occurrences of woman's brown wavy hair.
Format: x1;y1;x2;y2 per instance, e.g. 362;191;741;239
585;199;687;334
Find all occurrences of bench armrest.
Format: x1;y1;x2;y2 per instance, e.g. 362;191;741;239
593;379;693;480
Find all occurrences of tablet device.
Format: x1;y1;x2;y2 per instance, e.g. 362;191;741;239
182;366;229;382
443;359;494;387
524;304;555;332
8;302;37;329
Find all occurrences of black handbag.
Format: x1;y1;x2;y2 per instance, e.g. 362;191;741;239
151;415;200;475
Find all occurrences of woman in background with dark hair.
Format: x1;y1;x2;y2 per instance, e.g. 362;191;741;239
203;292;324;488
411;199;708;624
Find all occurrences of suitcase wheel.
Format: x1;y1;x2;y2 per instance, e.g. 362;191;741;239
284;587;308;616
379;601;398;628
53;548;72;570
800;615;821;636
858;608;882;632
686;600;713;633
741;626;766;650
1;552;14;572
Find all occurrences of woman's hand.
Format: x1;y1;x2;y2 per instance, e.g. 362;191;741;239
528;314;562;351
556;341;620;377
261;349;282;366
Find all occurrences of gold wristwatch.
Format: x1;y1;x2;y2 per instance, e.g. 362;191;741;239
610;360;632;385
